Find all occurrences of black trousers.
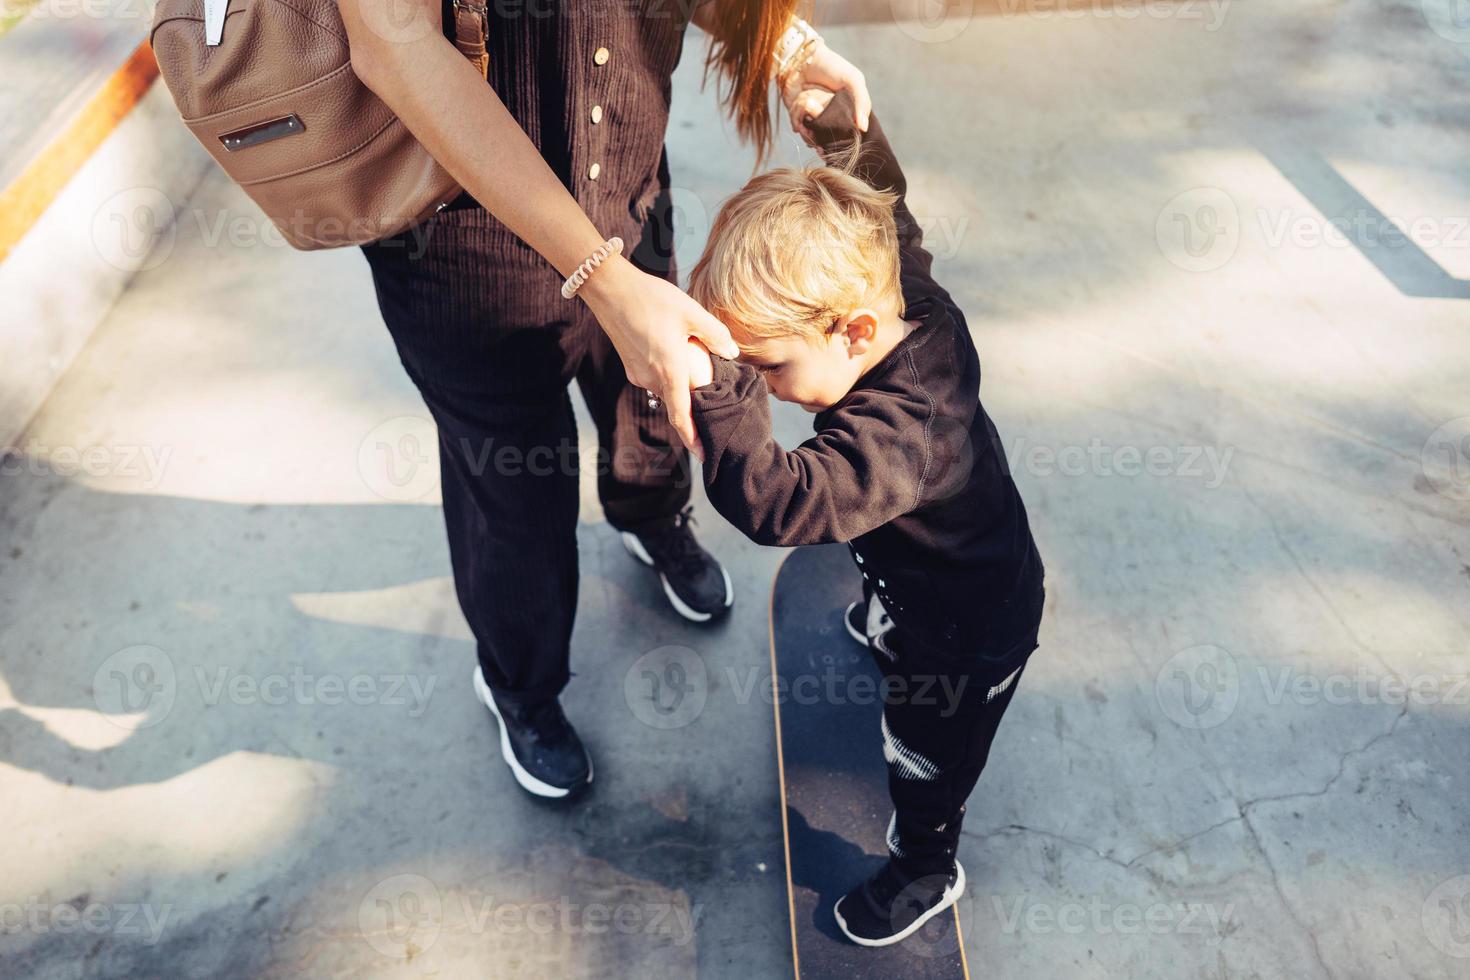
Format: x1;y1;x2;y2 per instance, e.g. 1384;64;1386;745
360;192;690;707
866;596;1039;879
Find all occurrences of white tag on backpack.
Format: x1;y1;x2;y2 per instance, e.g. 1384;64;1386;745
204;0;226;45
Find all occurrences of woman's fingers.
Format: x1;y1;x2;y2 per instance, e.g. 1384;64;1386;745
789;44;870;134
688;306;739;360
846;70;871;132
659;372;704;463
786;97;812;144
586;265;724;461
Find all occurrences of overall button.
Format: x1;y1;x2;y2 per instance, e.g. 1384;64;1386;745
588;163;601;180
594;46;610;65
590;104;603;124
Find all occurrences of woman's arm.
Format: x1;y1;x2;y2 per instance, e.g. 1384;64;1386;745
338;0;738;457
689;1;871;140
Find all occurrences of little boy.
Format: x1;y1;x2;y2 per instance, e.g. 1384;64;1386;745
685;95;1046;947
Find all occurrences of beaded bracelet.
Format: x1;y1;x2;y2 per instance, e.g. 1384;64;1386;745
773;17;822;81
561;236;624;300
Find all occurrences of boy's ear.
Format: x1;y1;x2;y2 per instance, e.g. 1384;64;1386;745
837;309;880;356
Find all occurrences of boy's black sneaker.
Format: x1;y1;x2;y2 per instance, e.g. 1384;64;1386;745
843;599;893;647
473;668;592;799
844;601;868;645
833;859;966;947
622;506;734;622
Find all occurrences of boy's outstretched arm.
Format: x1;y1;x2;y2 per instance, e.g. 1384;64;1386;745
691;356;939;548
804;91;939;286
687;92;972;548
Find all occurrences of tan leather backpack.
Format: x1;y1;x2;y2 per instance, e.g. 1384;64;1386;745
150;0;488;250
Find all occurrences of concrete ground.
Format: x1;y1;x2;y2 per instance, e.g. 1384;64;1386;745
3;1;1470;977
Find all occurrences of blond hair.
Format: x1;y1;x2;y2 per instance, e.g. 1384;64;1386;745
689;153;902;350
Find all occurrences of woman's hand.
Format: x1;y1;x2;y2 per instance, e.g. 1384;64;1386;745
579;255;737;462
779;41;871;144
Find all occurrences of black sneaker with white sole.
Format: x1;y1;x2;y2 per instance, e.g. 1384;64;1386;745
843;599;893;646
473;668;591;799
833;859;966;947
622;506;734;622
844;601;868;645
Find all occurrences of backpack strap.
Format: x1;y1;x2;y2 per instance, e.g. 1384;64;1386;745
450;0;489;79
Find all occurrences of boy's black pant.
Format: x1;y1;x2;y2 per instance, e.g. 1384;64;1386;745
360;192;690;708
867;601;1039;879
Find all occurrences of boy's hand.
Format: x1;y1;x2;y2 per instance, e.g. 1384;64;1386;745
783;84;836;146
687;337;715;389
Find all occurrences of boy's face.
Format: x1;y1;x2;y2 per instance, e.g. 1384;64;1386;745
735;312;880;413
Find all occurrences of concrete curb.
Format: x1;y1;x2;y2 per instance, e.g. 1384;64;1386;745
0;47;213;451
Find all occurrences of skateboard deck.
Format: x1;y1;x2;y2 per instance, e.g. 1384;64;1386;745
769;543;970;980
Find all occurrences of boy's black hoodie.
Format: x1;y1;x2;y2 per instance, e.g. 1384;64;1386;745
691;98;1044;675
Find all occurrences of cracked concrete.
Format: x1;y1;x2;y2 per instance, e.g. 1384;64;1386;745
3;0;1470;977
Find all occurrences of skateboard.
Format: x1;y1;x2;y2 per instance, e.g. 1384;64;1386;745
768;543;970;980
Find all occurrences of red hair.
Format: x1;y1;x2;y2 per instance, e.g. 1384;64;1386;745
702;0;805;163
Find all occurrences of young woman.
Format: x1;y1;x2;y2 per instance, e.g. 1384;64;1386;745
339;0;872;798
